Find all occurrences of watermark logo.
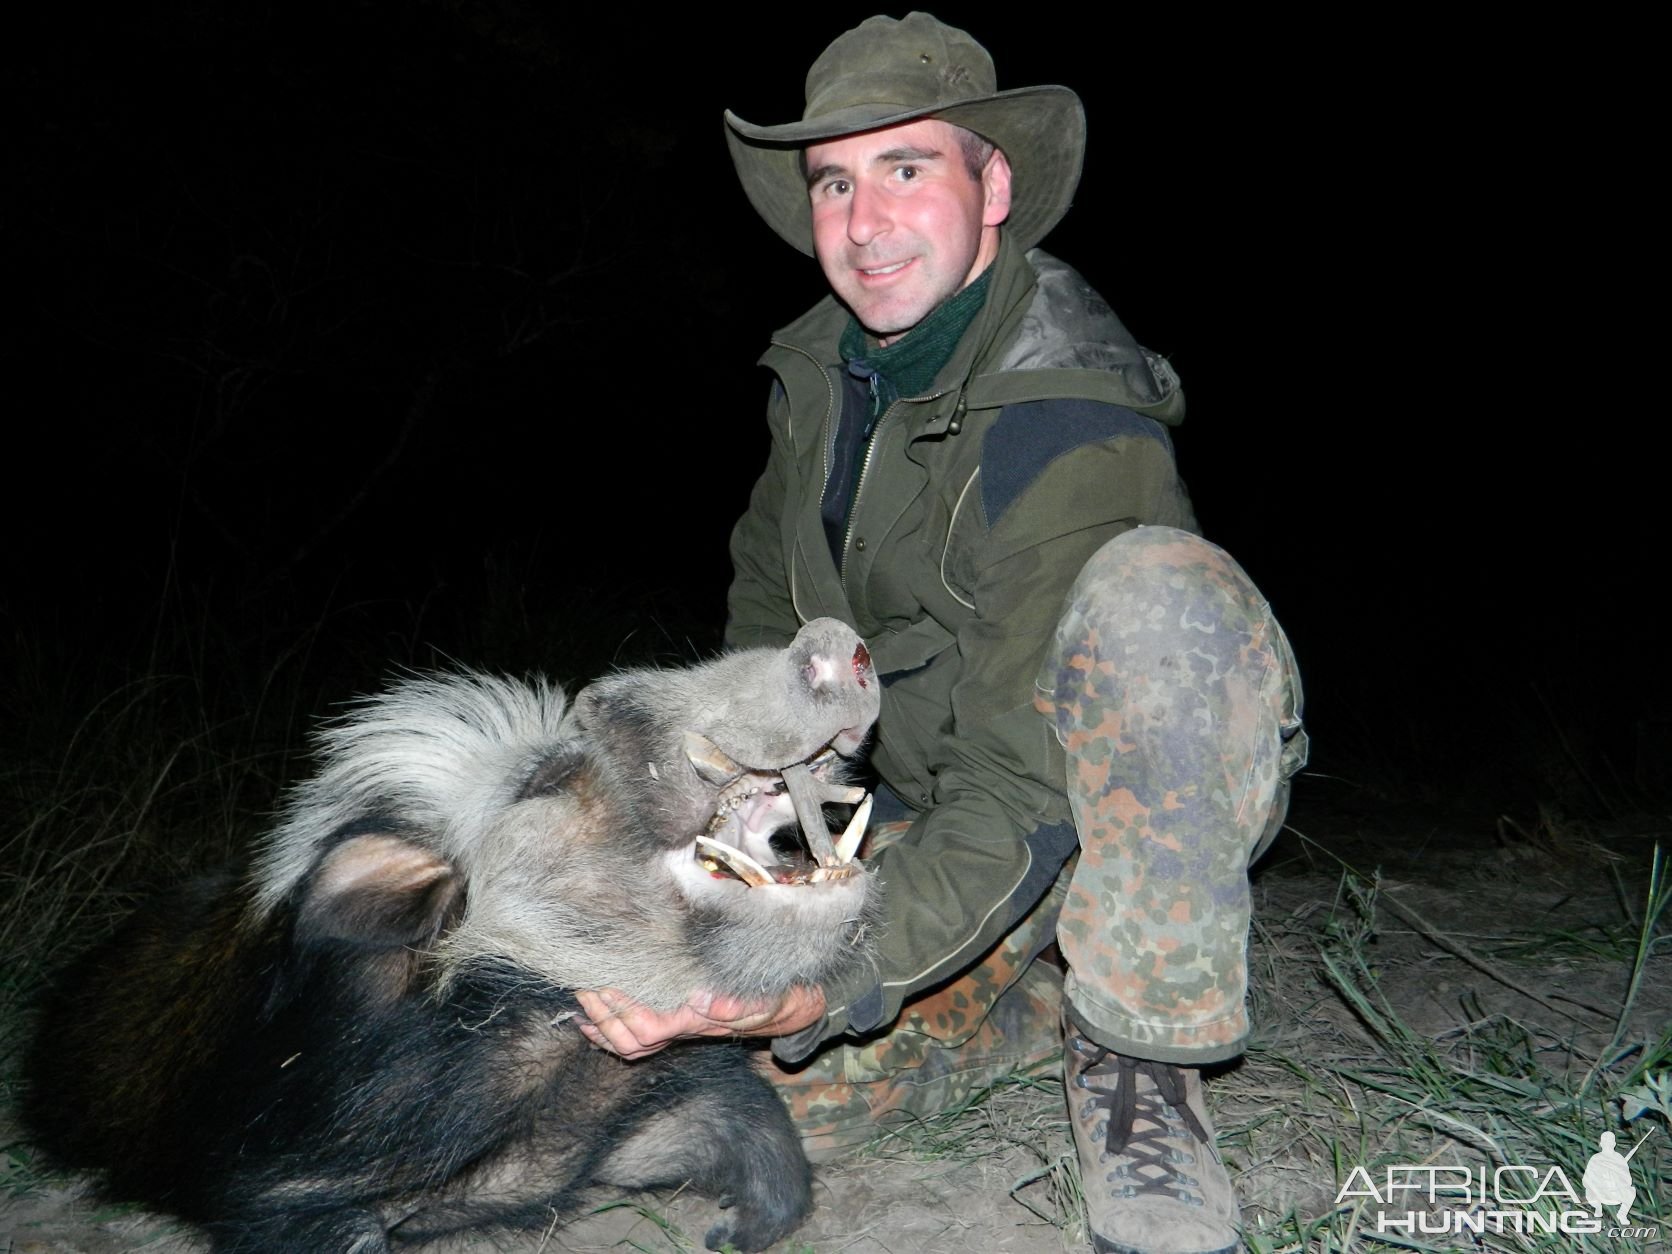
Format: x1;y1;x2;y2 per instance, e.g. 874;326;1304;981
1335;1126;1659;1241
1584;1129;1649;1224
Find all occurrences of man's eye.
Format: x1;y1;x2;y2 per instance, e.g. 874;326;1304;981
894;166;919;181
822;179;850;197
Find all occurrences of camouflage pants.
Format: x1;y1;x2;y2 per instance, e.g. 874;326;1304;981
1039;525;1307;1063
762;526;1307;1155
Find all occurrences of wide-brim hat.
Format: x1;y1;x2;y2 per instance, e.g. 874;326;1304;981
725;12;1085;257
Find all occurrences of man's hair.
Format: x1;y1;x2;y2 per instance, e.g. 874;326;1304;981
798;123;997;184
954;128;995;181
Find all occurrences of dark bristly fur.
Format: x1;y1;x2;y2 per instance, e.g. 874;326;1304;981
23;619;881;1253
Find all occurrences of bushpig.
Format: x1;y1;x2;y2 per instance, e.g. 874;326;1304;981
23;618;881;1253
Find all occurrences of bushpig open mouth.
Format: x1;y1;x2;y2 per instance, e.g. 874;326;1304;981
686;737;872;888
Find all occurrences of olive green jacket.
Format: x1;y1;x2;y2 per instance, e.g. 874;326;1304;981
725;232;1197;1054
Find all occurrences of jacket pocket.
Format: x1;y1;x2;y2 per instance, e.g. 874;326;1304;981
867;617;956;679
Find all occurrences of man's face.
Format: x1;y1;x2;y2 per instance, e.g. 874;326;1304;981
805;119;1011;345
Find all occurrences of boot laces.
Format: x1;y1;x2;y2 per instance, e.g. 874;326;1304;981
1072;1039;1211;1203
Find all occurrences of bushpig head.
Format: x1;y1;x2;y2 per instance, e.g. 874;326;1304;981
26;619;882;1253
248;617;880;1010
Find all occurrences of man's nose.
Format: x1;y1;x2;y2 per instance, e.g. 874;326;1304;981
846;177;890;247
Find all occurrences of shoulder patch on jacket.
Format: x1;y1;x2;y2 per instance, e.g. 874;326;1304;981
982;399;1170;527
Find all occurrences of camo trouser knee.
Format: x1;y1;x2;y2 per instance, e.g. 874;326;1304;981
1036;524;1308;1063
761;525;1306;1150
761;818;1069;1161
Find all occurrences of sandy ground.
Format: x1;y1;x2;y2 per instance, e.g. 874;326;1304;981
6;796;1669;1252
3;1106;1088;1254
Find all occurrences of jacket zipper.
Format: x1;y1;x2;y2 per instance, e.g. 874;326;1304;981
841;376;963;587
840;387;898;587
774;336;956;590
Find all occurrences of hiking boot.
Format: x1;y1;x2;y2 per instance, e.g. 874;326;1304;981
1065;1025;1240;1254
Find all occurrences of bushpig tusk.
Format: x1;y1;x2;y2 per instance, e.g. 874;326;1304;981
684;733;744;786
833;793;871;865
694;836;774;888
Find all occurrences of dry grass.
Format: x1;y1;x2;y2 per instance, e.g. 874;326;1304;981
1198;837;1668;1252
0;670;302;998
798;828;1672;1253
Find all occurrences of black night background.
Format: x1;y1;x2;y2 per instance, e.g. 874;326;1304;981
3;6;1668;1250
3;3;1660;870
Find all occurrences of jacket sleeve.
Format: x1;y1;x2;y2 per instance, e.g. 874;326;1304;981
724;383;803;651
779;427;1196;1055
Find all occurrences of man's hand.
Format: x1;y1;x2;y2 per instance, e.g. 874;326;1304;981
574;985;826;1060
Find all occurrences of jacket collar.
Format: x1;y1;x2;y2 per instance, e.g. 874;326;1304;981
763;231;1184;429
768;230;1038;375
766;232;1041;436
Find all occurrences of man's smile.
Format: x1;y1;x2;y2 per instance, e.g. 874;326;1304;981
856;258;917;281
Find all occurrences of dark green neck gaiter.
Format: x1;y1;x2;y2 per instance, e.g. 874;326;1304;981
839;266;994;406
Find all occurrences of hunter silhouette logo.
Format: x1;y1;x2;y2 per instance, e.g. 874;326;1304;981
1584;1129;1653;1224
1336;1124;1659;1240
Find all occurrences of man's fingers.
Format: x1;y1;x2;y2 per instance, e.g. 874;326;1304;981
576;989;662;1058
686;986;826;1036
574;986;824;1055
576;1020;606;1048
578;988;719;1059
698;992;757;1023
702;984;826;1036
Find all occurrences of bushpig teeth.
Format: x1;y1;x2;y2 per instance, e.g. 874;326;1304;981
834;794;871;865
694;837;774;888
684;732;744;786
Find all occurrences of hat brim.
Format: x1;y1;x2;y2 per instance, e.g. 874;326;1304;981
726;86;1085;257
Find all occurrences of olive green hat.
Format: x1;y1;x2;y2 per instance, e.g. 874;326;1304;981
725;12;1085;256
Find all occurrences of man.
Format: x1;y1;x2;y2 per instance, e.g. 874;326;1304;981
577;14;1307;1254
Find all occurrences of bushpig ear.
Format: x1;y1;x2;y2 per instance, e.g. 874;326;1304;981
570;687;606;727
295;833;461;949
516;745;586;800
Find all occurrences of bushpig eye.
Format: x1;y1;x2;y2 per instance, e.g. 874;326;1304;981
518;746;586;800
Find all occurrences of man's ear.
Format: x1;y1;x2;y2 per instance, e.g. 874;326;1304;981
982;148;1013;228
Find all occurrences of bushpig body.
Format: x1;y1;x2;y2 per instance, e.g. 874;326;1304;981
23;619;881;1253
